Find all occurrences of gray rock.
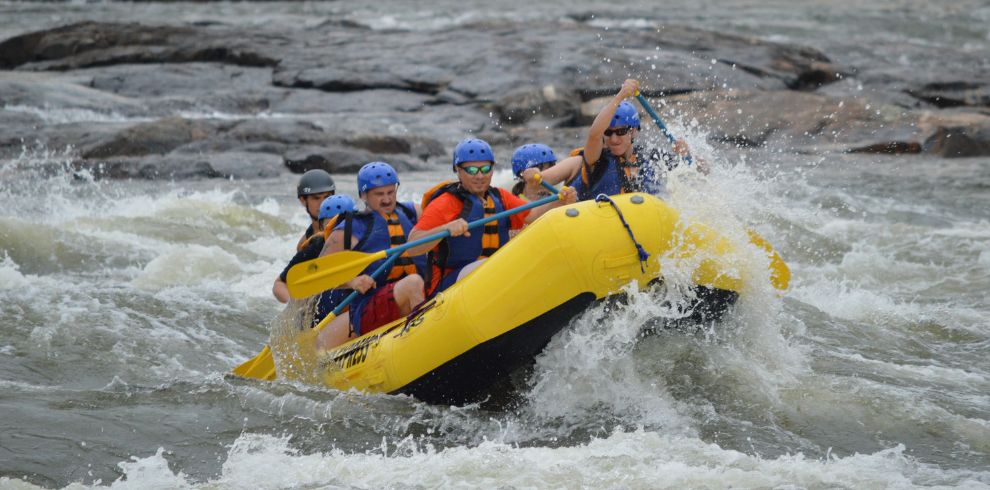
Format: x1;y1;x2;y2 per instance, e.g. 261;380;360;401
283;145;426;174
270;88;431;114
79;117;217;159
223;118;337;146
0;71;148;117
0;21;279;70
74;150;284;180
906;81;990;109
494;85;581;126
921;119;990;158
78;154;223;180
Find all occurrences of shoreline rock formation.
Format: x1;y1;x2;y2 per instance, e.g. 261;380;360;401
1;18;987;180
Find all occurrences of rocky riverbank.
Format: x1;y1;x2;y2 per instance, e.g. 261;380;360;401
1;15;988;180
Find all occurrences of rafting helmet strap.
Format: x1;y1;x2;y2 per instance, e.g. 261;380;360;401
594;194;650;273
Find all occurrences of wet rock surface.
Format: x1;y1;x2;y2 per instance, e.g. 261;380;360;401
1;16;988;181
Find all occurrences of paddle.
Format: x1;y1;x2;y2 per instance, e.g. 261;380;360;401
231;344;276;380
286;181;561;299
634;92;694;166
231;253;402;381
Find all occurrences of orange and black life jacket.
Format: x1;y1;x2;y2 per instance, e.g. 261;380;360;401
420;181;510;294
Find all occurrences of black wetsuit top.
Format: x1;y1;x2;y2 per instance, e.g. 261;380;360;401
279;235;325;282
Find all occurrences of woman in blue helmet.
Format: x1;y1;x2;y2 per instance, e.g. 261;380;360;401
316;162;427;351
510;143;558;201
272;194;356;306
520;79;704;200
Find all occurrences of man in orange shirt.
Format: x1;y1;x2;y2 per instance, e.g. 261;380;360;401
407;138;576;296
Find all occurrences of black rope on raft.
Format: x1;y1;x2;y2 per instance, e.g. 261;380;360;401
595;194;650;273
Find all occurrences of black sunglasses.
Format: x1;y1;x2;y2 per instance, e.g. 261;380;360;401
459;164;493;175
604;127;632;137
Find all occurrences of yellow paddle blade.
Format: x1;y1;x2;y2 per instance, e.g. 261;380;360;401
286;250;387;299
747;230;791;291
231;345;277;381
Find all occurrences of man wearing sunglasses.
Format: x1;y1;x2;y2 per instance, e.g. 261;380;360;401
521;78;702;201
407;138;576;296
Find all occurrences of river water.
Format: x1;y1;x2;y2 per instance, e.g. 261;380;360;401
2;1;989;488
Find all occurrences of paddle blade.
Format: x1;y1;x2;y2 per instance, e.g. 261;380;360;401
286;250;386;299
747;230;791;291
232;345;277;381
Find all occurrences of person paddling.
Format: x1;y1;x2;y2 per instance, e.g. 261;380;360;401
273;169;337;303
522;79;705;200
510;143;558;201
406;138;576;297
272;194;356;323
316;162;426;350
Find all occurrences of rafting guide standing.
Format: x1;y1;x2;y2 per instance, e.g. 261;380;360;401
522;78;706;200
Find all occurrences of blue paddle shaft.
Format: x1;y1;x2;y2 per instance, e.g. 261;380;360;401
381;182;561;260
330;181;560;318
330;253;401;316
634;94;694;166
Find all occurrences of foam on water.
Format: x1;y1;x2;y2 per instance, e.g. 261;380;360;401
0;254;29;291
9;430;981;489
132;245;245;291
2;104;154;125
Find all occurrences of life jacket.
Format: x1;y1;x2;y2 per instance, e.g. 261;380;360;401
420;181;511;295
321;215;343;240
569;146;647;201
342;202;424;281
340;202;426;332
571;145;676;200
296;223;317;252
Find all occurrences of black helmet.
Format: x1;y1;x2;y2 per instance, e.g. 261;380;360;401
296;169;336;197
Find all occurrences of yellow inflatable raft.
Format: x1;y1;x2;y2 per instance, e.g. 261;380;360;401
274;193;789;404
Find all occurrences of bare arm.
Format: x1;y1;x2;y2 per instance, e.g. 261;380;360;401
272;278;290;303
584;79;640;166
522;186;577;224
322;229;347;256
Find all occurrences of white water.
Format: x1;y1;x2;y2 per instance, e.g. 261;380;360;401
4;126;988;488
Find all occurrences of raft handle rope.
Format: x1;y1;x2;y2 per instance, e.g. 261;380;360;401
595;194;650;273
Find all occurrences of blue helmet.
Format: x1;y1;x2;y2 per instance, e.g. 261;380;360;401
452;138;495;169
357;162;399;194
510;143;557;176
318;194;356;220
610;101;640;129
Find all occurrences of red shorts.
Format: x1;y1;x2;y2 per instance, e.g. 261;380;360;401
358;282;402;334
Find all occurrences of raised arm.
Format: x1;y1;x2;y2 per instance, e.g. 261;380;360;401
583;79;640;166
